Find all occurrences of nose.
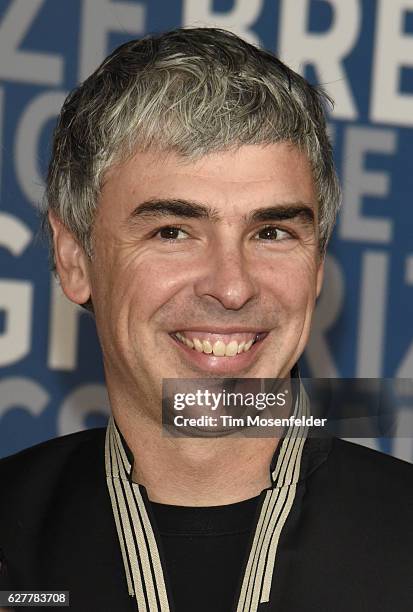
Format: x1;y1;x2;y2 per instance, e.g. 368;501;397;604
193;240;258;310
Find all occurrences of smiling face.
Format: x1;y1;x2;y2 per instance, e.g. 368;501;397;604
51;143;324;417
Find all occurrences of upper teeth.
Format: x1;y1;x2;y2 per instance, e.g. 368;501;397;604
175;333;256;357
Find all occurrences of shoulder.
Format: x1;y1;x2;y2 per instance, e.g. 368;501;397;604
329;437;413;484
313;437;413;515
0;428;122;594
302;439;413;573
0;428;107;495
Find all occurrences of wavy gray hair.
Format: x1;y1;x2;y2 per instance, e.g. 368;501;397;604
45;27;340;264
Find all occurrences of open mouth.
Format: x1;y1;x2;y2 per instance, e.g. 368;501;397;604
171;330;268;357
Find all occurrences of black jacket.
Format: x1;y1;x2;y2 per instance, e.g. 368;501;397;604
0;429;412;611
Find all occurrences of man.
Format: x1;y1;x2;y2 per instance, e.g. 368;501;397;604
0;27;412;612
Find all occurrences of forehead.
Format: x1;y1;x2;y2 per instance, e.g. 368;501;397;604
100;143;317;217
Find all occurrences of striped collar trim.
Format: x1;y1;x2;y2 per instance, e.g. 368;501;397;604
105;379;309;611
237;378;309;610
105;419;170;609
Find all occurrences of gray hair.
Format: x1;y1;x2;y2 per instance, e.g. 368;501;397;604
45;27;340;265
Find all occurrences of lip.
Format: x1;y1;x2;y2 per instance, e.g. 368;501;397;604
169;331;268;374
173;327;268;334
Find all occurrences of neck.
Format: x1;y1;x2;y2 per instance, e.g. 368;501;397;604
111;408;279;506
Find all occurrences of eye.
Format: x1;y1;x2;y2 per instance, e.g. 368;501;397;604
155;226;188;240
254;226;291;241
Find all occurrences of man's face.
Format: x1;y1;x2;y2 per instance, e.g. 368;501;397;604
73;144;323;408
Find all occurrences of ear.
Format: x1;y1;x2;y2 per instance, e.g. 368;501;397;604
48;211;91;305
316;255;325;299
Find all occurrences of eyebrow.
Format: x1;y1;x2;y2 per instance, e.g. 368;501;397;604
247;204;314;225
128;199;219;221
127;198;315;226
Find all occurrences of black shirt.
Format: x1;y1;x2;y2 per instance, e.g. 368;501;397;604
150;495;260;612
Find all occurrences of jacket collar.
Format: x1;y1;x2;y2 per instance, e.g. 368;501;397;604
105;370;330;611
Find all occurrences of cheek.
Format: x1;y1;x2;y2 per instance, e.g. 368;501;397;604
98;251;191;332
262;255;318;313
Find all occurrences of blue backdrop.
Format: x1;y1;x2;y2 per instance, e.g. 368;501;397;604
0;0;412;460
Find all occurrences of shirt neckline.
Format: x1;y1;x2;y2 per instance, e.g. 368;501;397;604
150;493;261;536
